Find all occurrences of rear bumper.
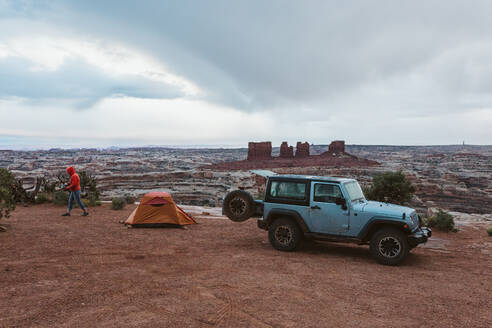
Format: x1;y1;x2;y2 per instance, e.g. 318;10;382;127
408;227;432;246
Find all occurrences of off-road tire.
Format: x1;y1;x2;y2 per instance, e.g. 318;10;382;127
223;190;255;222
370;228;409;266
268;218;302;251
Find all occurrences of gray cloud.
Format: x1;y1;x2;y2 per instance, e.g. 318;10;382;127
0;56;186;107
1;0;492;145
44;0;492;113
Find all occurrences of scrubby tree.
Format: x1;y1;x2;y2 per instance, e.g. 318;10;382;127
55;169;100;205
78;170;100;201
365;171;415;205
426;209;455;232
0;168;16;231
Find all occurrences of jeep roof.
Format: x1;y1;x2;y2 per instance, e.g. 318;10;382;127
269;174;355;184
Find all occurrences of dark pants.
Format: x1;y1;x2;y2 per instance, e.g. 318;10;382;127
68;190;86;212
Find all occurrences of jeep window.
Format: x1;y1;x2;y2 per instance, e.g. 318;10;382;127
344;181;365;202
269;181;307;200
313;183;342;203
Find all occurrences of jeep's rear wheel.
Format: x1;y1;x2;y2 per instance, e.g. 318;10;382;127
370;228;409;265
223;190;255;222
268;218;302;251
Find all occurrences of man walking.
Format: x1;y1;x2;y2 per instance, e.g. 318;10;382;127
62;166;89;217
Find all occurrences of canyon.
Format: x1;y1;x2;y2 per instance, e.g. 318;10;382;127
1;143;491;215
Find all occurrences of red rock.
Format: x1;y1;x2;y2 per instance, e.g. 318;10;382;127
328;140;345;153
207;140;378;172
295;142;310;158
247;142;272;161
280;142;294;158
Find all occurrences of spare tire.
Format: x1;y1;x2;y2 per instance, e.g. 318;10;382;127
223;190;255;222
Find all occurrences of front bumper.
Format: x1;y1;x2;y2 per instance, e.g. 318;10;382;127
408;226;432;246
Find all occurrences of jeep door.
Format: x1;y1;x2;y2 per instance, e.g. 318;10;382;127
309;182;349;234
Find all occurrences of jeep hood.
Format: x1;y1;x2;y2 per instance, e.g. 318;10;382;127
359;201;414;219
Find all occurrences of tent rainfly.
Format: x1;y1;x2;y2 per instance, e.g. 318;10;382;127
125;192;196;227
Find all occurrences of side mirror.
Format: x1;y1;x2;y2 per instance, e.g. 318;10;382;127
335;197;347;210
335;198;345;206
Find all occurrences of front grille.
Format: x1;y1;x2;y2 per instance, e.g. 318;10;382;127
410;212;419;226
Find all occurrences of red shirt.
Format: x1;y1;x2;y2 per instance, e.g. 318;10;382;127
65;166;81;192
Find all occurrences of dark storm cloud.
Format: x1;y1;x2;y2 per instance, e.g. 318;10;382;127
40;0;492;112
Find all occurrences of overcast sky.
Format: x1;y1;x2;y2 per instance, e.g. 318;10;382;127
1;0;491;149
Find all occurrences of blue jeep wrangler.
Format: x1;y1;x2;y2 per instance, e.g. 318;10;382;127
222;173;431;265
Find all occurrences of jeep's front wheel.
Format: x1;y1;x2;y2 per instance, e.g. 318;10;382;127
268;218;302;251
370;228;409;266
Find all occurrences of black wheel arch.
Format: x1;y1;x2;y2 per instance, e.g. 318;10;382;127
358;217;411;242
265;208;310;233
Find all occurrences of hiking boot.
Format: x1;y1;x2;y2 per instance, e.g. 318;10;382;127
82;212;89;217
61;213;70;217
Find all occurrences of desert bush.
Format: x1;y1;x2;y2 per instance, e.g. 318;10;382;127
111;197;126;210
53;191;69;206
426;209;455;232
0;168;16;227
87;193;102;207
40;177;57;193
35;192;51;204
79;170;100;202
487;226;492;237
365;171;415;205
124;194;136;204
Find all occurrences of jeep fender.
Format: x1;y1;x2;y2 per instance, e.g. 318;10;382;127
358;217;410;242
265;208;311;233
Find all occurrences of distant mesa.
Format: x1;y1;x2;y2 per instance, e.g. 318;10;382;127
205;140;378;170
327;140;345;154
295;142;310;158
248;141;272;161
279;142;294;158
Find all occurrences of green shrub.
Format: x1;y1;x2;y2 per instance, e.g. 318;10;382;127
35;192;51;204
124;194;136;204
0;168;16;221
427;209;455;232
111;197;126;210
87;193;101;207
53;191;69;206
365;171;415;205
487;226;492;237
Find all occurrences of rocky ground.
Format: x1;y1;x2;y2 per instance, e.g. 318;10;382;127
0;204;491;327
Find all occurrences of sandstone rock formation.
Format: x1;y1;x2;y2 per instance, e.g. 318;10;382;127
247;142;272;161
328;140;345;153
207;140;379;171
280;142;294;158
295;142;310;158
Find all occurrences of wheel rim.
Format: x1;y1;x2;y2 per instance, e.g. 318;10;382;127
378;236;401;258
275;226;293;246
229;197;247;216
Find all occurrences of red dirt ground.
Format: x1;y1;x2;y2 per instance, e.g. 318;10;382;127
1;204;491;327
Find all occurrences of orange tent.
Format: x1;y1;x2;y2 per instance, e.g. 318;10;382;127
125;192;196;227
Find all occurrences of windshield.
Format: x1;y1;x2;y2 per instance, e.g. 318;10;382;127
344;181;366;202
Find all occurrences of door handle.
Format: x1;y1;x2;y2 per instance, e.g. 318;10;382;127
311;205;320;210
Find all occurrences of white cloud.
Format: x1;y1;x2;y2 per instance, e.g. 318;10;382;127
0;34;201;97
0;97;273;145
